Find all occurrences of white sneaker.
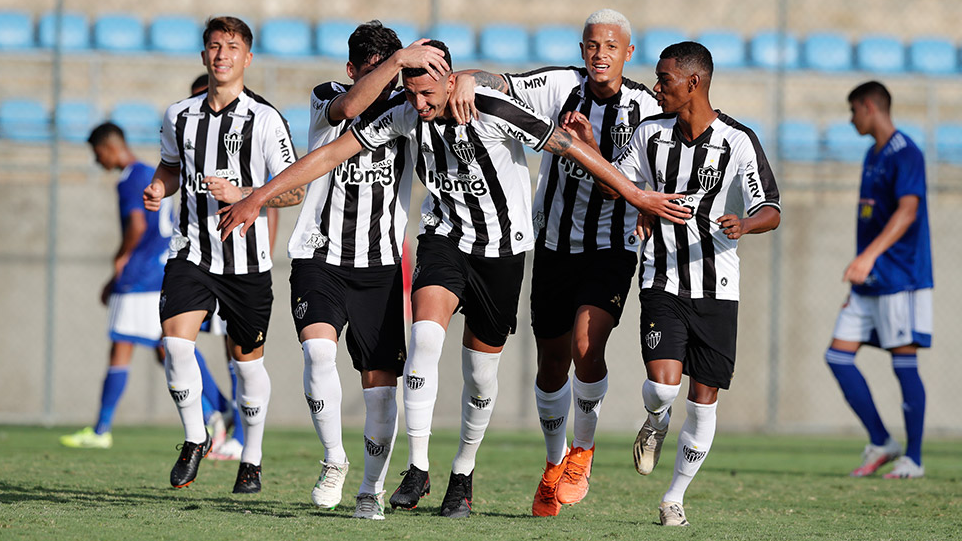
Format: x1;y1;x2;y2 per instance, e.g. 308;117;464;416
353;491;386;520
633;412;669;475
311;460;349;509
659;501;690;527
206;411;227;452
850;437;902;477
208;437;243;461
884;456;925;479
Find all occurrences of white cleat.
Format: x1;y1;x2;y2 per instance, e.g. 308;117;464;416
850;437;902;477
311;460;349;509
633;414;669;475
353;491;386;520
206;411;228;453
659;501;690;527
884;456;925;479
208;437;242;461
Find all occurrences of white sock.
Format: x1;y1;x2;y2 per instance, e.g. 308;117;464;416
451;346;500;475
535;379;570;465
571;374;607;450
360;386;398;494
232;357;271;466
302;338;347;464
663;399;717;504
642;379;681;431
403;320;444;471
163;337;206;443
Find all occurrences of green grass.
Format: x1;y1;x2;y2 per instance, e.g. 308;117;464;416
1;426;960;540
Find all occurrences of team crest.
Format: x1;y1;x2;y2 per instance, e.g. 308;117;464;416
697;165;722;192
224;131;243;155
406;374;425;390
421;213;440;227
577;398;599;414
305;395;324;414
610;123;634;149
169;389;189;403
683;444;706;463
470;396;492;409
306;232;328;249
170;233;188;252
452;140;475;165
645;329;662;350
295;301;308;320
533;210;546;232
365;436;387;457
540;416;564;431
241;404;260;418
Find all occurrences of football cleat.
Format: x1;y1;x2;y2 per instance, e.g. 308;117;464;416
232;462;262;493
311;460;349;509
556;445;593;504
532;455;567;517
208;437;243;461
389;465;430;509
659;501;690;526
883;456;925;479
170;431;212;488
439;471;473;518
850;438;902;477
634;412;669;475
353;491;386;520
60;427;112;449
206;411;228;454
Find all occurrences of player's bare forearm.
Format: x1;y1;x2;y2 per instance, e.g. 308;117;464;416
742;206;781;234
238;185;305;208
153;163;180;197
465;70;509;93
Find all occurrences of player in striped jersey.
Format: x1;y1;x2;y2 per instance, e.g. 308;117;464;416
450;9;662;515
143;16;304;494
615;42;781;526
288;22;448;519
217;39;688;518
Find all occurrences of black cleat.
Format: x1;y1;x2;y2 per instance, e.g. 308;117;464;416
389;465;430;509
170;432;212;488
232;462;262;494
439;471;473;518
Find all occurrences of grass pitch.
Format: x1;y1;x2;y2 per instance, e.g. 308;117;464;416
1;425;960;540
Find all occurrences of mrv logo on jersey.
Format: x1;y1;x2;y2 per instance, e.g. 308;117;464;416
426;171;488;196
333;159;395;186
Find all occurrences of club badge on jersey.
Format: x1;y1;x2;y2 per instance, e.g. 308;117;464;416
452;125;475;165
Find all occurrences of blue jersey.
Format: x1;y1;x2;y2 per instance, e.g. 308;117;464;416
853;130;933;296
113;162;172;293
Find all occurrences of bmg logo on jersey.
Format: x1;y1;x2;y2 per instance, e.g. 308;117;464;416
560;157;591;181
427;171;488;197
333;159;395;186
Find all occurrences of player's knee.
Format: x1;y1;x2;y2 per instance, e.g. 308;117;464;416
163;336;196;363
571;335;605;366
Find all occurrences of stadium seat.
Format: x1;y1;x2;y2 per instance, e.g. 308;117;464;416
749;31;800;70
150;16;201;54
0;99;50;142
110;101;159;145
55;101;95;142
739;118;767;147
935;123;962;164
824;121;870;162
802;32;853;72
261;18;312;57
856;35;905;73
316;20;357;59
479;24;530;65
94;14;146;52
384;20;419;47
908;38;958;75
698;30;746;69
38;12;89;51
777;120;819;162
427;22;476;63
639;28;686;65
282;106;310;151
0;11;33;50
533;25;582;66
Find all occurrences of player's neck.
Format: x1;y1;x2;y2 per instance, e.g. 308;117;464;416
674;99;717;141
116;150;136;170
587;77;621;100
207;80;245;112
872;119;896;152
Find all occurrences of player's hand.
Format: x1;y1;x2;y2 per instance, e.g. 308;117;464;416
395;38;450;81
216;194;262;241
636;212;657;240
631;191;691;225
560;111;597;148
100;278;115;306
842;253;876;285
203;176;243;204
717;214;746;239
143;180;165;211
450;73;479;125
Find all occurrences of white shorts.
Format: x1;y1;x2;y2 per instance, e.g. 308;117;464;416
107;291;162;347
832;289;933;349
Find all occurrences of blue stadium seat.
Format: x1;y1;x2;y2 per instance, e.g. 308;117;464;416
38;12;89;50
110;101;159;145
316;20;357;59
479;24;530;65
824;121;870;162
282;106;310;151
261;18;312;57
856;35;905;73
739;118;767;147
0;99;50;142
802;32;853;72
533;25;582;66
94;14;146;52
698;30;746;69
639;28;686;65
935;123;962;164
428;22;475;63
777;120;819;162
385;21;419;47
908;38;957;75
55;101;95;142
898;123;926;150
150;16;201;54
0;11;33;50
749;31;799;70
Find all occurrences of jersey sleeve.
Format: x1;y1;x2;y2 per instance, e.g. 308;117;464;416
615;125;655;189
737;133;781;215
262;109;299;177
117;166;150;219
503;67;580;117
308;82;346;151
350;95;410;152
159;104;180;167
475;88;555;151
893;141;926;200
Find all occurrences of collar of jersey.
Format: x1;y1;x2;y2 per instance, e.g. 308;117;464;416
201;93;242;117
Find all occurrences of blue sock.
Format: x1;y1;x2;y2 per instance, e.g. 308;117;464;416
196;349;229;418
229;361;245;445
95;366;129;435
826;348;889;446
892;354;925;465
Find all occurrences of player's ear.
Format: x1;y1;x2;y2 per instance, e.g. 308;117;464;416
688;74;699;93
579;42;586;61
625;44;634;62
346;61;357;80
244;50;252;68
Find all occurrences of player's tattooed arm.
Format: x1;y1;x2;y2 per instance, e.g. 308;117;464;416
451;70;509;124
543;127;573;154
238;185;306;208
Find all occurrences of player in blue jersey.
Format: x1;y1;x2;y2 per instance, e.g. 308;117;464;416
826;81;932;479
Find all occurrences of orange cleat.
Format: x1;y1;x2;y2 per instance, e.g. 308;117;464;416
532;455;568;517
556;445;593;505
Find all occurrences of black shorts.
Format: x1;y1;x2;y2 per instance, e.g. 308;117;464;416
639;289;738;390
160;259;272;354
530;246;637;338
290;258;406;375
413;234;525;348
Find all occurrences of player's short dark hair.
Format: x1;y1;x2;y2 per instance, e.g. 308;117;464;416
660;41;714;78
848;81;891;112
87;122;125;146
401;39;451;78
191;74;208;95
203;16;253;50
348;20;403;69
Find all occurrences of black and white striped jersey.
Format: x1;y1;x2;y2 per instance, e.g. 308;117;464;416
287;82;414;267
352;87;555;258
504;67;660;253
615;112;781;301
159;88;297;275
